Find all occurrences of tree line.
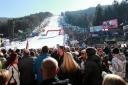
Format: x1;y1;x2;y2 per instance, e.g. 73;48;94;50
0;12;52;40
63;0;128;44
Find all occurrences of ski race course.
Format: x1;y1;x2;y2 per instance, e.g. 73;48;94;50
4;16;65;49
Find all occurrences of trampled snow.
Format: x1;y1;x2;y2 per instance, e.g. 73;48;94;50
4;16;65;49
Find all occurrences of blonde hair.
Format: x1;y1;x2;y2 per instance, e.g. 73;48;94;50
102;74;127;85
61;52;80;72
0;69;10;85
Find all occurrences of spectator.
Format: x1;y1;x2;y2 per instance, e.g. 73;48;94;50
54;46;65;67
34;46;49;85
97;48;111;73
0;52;6;69
103;47;112;61
19;49;37;85
111;48;126;78
0;69;10;85
83;47;103;85
1;49;9;59
97;48;105;60
59;52;82;85
79;49;87;70
15;49;22;59
40;57;70;85
30;50;37;58
102;74;127;85
6;52;20;85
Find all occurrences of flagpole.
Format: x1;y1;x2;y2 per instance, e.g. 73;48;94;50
26;40;29;49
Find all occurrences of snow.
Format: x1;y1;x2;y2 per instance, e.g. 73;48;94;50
4;16;65;49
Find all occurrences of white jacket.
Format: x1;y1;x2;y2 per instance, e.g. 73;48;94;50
111;54;126;78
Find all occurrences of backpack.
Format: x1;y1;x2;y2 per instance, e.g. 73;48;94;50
7;66;17;85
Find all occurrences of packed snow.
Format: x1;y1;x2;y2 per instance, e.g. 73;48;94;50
3;16;65;49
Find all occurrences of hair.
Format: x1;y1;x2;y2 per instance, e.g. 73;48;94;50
103;47;110;54
65;46;70;52
58;46;65;51
42;46;49;53
61;52;80;73
0;69;10;85
80;49;87;60
6;52;18;66
71;47;75;52
112;48;120;54
15;49;20;53
86;47;96;56
30;51;36;57
1;49;7;54
41;57;58;78
81;49;86;54
102;74;127;85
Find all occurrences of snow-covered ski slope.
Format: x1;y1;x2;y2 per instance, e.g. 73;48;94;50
5;16;65;49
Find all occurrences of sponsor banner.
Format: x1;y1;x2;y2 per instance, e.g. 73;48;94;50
90;26;102;32
123;25;128;30
92;33;99;37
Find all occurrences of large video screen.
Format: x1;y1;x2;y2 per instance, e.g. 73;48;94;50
102;19;118;29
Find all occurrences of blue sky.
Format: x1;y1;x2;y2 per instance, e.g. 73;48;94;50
0;0;122;18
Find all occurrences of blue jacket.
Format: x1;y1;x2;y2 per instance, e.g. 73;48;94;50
34;53;48;84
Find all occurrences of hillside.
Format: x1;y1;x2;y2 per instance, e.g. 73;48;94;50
65;7;96;16
0;12;53;40
0;18;8;23
63;0;128;44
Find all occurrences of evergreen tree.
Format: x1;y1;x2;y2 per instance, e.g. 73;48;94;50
93;4;103;26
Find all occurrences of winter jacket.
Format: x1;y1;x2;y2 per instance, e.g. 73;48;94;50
19;56;37;85
83;55;102;85
111;53;126;78
58;69;82;85
40;77;70;85
34;53;49;84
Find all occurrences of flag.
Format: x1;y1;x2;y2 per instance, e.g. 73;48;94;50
26;40;29;49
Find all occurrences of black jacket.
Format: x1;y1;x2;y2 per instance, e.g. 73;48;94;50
18;56;37;85
83;55;102;85
40;77;70;85
58;69;82;85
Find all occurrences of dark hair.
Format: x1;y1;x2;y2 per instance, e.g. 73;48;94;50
112;48;119;54
23;49;30;56
103;47;111;54
15;49;20;53
86;47;96;56
1;49;6;54
42;46;49;53
59;46;65;51
30;51;35;56
6;52;18;66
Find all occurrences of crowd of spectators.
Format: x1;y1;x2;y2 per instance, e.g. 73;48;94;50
0;45;128;85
